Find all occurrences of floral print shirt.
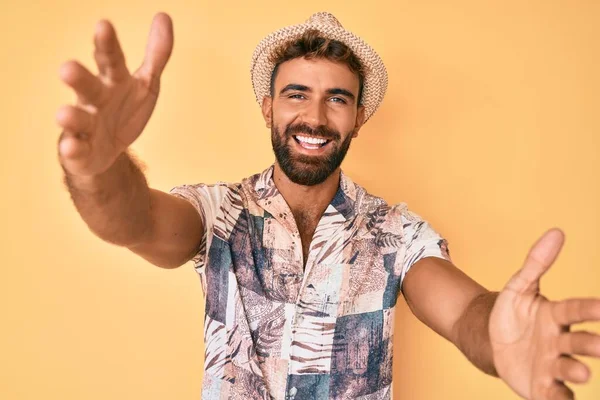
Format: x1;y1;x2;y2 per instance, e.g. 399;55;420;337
170;165;450;399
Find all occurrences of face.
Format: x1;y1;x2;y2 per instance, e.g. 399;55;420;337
262;57;365;186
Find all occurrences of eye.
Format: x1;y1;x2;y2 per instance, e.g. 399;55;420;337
330;97;347;104
288;94;305;100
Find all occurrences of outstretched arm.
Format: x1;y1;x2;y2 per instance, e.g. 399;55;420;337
57;14;203;268
403;229;600;400
402;255;498;375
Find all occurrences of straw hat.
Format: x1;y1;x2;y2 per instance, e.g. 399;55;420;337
250;12;388;122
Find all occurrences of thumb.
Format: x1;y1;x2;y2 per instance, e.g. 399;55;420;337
139;12;174;89
504;228;565;294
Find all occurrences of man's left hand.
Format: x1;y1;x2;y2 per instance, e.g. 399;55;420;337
490;229;600;400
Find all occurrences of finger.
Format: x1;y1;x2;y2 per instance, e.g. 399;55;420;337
553;355;590;384
138;12;174;93
60;60;106;106
506;228;565;294
58;131;91;160
546;382;574;400
558;331;600;357
56;105;95;135
94;19;130;82
552;298;600;325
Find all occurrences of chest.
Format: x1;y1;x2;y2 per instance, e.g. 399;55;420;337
207;207;405;308
292;210;320;269
200;209;403;397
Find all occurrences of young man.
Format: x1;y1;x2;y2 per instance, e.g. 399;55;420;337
56;11;600;400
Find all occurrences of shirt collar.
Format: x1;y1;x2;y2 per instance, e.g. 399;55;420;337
250;164;358;221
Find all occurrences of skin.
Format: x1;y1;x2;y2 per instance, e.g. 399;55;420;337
57;13;600;400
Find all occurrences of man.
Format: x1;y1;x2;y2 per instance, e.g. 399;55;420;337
56;11;600;400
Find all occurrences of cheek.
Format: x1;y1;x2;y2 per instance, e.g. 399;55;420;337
331;109;358;133
271;109;298;134
273;103;300;123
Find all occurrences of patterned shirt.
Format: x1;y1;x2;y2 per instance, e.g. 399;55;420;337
170;165;450;400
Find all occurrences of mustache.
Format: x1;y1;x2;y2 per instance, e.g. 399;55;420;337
284;123;341;141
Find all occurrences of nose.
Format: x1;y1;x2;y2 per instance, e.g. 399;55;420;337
301;98;328;128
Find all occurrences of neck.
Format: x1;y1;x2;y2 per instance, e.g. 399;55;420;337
272;163;341;217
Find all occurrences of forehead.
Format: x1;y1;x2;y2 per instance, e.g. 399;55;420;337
273;57;360;94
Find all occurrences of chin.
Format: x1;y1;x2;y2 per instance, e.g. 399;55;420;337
280;159;334;186
271;129;351;187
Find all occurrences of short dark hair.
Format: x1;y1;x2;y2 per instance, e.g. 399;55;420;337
269;29;365;105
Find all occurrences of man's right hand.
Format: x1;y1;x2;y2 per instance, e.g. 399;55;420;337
56;13;174;178
55;13;203;268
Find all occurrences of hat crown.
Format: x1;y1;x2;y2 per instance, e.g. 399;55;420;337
305;12;343;28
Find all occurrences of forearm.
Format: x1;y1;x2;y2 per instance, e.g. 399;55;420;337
63;151;152;247
452;290;500;377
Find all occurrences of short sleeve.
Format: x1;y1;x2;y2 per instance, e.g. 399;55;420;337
400;209;452;288
168;183;226;267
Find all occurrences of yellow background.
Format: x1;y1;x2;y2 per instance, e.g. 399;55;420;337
1;0;598;398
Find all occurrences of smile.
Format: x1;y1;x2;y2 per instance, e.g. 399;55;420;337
293;135;331;149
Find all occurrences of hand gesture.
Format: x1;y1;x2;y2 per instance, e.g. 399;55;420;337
490;229;600;399
56;13;174;177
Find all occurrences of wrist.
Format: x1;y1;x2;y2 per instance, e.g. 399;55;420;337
62;151;135;194
454;291;500;377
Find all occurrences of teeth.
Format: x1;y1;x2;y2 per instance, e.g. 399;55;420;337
295;135;327;145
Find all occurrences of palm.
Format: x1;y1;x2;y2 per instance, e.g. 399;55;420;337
91;76;158;167
57;13;174;177
489;229;600;400
491;288;551;398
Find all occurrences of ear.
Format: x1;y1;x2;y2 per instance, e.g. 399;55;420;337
352;105;366;138
261;96;273;129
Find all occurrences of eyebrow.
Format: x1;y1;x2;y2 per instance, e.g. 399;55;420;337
279;84;356;102
326;88;356;102
280;84;310;95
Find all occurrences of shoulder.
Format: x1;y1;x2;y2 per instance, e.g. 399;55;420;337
353;183;435;236
352;182;411;222
169;180;241;200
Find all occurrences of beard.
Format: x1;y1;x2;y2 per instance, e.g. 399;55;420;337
271;121;354;186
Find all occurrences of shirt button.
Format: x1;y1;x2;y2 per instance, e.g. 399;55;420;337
288;387;298;398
